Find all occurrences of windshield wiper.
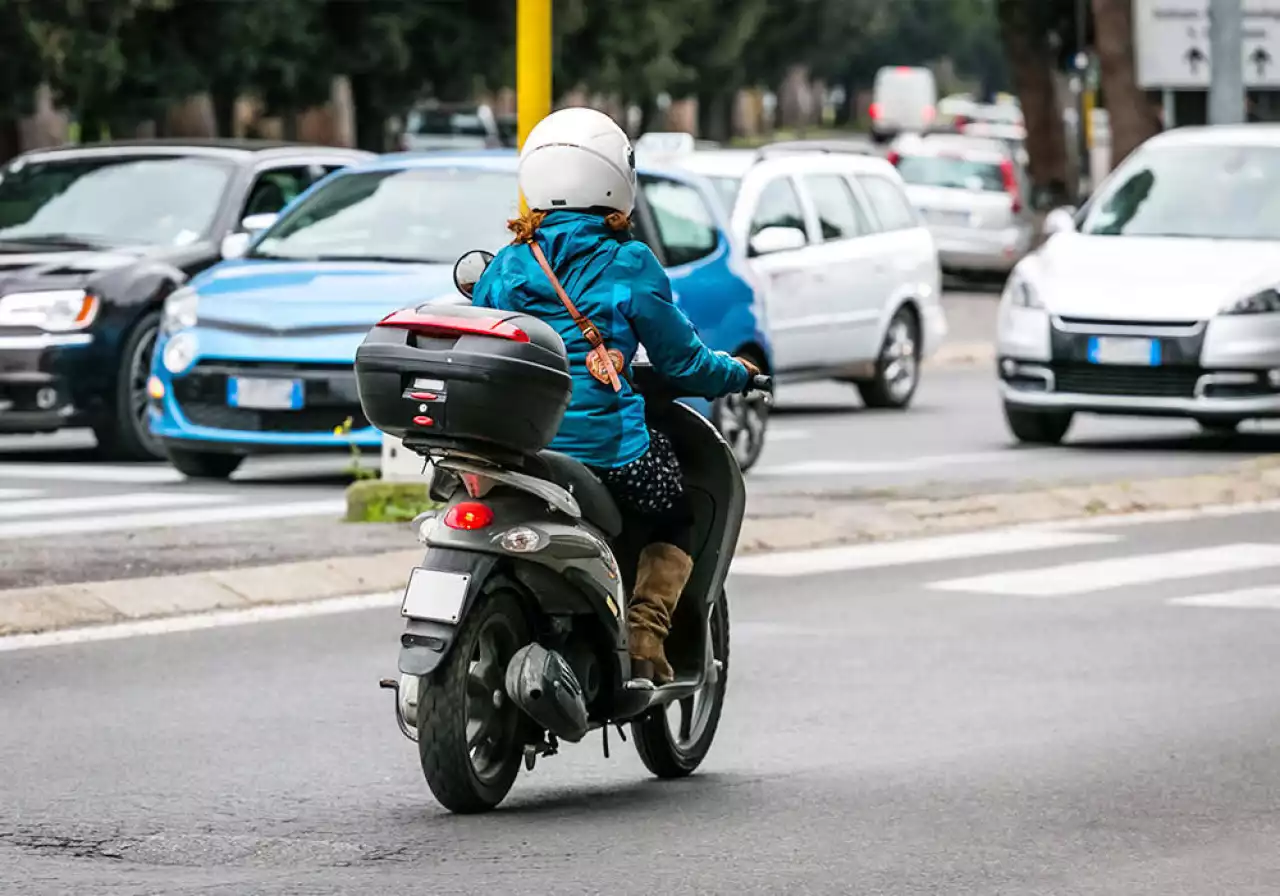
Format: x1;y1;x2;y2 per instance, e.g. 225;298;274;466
307;253;441;265
0;232;126;250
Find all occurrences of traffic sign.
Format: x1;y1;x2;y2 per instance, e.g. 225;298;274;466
1134;0;1280;88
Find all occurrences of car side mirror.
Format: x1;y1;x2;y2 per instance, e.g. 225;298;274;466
1042;206;1078;236
749;226;807;256
220;213;280;260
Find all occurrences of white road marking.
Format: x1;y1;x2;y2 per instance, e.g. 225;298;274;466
1042;499;1280;532
751;450;1019;477
0;591;401;653
1169;587;1280;610
0;463;181;484
731;528;1120;577
0;492;232;520
0;498;346;540
0;488;41;500
763;429;811;442
929;543;1280;597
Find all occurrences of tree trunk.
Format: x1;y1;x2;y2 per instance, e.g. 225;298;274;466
996;0;1070;207
211;84;238;139
696;89;734;143
1092;0;1160;166
348;74;386;152
281;112;299;142
0;119;20;164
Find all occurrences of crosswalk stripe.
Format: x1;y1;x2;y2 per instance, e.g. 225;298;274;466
0;488;41;500
731;528;1120;577
1169;587;1280;609
0;492;232;520
928;543;1280;597
750;450;1016;477
0;498;346;540
0;463;181;484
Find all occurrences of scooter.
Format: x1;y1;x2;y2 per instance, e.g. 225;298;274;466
358;250;772;814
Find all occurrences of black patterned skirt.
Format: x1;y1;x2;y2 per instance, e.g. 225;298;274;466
590;427;684;518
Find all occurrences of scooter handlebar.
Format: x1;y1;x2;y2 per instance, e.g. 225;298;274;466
744;373;774;396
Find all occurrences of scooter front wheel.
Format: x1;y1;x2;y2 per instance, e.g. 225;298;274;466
632;590;730;778
417;588;530;813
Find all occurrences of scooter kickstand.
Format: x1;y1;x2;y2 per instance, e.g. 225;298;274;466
601;724;610;759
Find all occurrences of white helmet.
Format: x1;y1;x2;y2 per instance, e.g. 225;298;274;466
518;107;636;215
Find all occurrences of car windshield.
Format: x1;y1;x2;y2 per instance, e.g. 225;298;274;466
896;155;1006;192
407;109;488;137
251;166;519;264
0;155;233;247
1081;144;1280;240
708;176;742;211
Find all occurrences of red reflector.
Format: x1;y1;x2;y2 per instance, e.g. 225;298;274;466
868;103;881;120
1000;158;1022;214
379;309;530;343
408;391;438;401
412;415;434;426
885;150;901;166
443;502;494;530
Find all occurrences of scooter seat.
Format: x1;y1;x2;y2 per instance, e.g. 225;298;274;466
526;450;623;537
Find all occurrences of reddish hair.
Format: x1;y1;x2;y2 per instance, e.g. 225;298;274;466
507;209;631;244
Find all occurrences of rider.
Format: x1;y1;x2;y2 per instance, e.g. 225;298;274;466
471;107;758;684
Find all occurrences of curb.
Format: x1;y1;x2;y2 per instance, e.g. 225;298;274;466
4;457;1278;638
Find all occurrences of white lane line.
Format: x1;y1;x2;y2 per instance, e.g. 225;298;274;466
0;463;182;484
0;498;346;540
0;488;41;500
731;529;1120;577
1169;587;1280;609
0;591;401;653
751;450;1017;477
929;543;1280;597
0;492;232;520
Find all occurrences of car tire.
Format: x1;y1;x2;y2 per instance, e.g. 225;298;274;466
165;447;244;480
711;349;769;472
1004;403;1073;445
857;307;921;410
93;311;165;462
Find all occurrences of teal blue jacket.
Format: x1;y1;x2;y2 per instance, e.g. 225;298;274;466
471;211;748;469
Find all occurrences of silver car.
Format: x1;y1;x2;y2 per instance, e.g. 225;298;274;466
889;135;1035;276
997;125;1280;444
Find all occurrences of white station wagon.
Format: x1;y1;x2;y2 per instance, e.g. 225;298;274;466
666;144;947;409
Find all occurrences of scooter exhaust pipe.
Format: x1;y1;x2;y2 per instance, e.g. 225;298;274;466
505;643;589;743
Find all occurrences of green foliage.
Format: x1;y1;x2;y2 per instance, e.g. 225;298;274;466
345;479;438;524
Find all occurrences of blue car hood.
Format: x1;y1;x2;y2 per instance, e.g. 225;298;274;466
193;259;462;331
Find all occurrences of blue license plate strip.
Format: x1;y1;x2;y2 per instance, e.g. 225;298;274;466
227;376;305;410
1086;336;1162;366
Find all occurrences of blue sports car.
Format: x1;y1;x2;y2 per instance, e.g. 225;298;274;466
148;152;773;479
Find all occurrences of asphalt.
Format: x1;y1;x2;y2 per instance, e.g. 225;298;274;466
4;507;1280;893
0;289;1278;587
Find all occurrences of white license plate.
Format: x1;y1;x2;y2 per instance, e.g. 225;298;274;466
400;568;471;623
1087;336;1160;366
227;376;303;410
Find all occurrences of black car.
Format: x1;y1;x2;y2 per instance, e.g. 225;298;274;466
0;139;372;459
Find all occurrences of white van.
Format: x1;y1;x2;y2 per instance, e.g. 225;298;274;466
870;67;938;141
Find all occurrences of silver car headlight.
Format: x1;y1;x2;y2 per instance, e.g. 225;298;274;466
0;289;100;331
1001;273;1043;309
1221;288;1280;316
162;287;199;334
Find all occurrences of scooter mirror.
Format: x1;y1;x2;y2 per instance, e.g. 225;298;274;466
453;249;495;298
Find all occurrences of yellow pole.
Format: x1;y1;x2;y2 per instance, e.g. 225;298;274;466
516;0;552;211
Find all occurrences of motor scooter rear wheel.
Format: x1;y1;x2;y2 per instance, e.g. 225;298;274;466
417;588;530;813
632;590;730;778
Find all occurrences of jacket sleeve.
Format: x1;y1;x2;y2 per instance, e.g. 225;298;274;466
469;259;500;309
618;244;749;398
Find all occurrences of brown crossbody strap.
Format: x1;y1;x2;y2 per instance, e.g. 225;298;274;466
528;242;625;393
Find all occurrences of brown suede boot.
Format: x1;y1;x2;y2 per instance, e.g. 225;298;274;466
627;543;694;685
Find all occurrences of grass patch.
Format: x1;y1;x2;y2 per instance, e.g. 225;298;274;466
346;479;439;523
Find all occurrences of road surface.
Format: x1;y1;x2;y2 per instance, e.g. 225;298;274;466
4;506;1280;893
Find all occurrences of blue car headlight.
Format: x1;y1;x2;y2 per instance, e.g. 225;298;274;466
1221;288;1280;316
162;331;199;374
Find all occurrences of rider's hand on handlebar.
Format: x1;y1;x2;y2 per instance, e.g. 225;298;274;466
735;356;761;378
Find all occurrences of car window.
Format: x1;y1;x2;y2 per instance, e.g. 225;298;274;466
0;155;235;247
638;175;718;267
856;175;918;230
895;155;1007;192
251;167;519;264
242;166;314;219
803;174;870;240
1079;144;1280;240
748;177;806;237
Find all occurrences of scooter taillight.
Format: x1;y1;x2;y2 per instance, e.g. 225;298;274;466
443;501;494;530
